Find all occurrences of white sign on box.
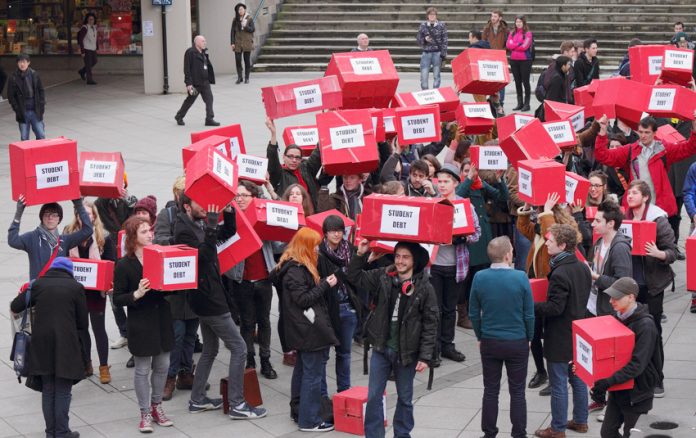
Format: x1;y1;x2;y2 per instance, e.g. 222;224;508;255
82;160;117;184
478;146;508;170
237;154;268;181
229;137;242;159
379;205;420;236
384;116;395;132
570;110;585;132
73;261;98;289
329;124;365;150
648;88;676;111
576;334;593;374
401;114;436;140
267;202;299;230
453;203;469;228
648;56;663;75
518;168;533;198
350;58;382;75
664;50;693;69
412;89;445;105
163;256;197;285
36;160;70;190
293;84;323;111
463;104;495;119
565;175;580;204
216;233;241;254
213;152;235;185
477;60;505;81
514;114;534;130
291;128;319;146
544;121;575;144
618;223;634;239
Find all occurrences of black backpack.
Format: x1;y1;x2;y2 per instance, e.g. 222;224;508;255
534;67;550;102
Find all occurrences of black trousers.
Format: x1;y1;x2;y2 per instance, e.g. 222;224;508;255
637;287;665;383
235;279;273;359
235;51;252;79
481;338;529;438
176;82;214;121
531;317;546;374
600;391;650;438
510;59;533;101
430;264;464;353
667;195;684;243
79;50;98;82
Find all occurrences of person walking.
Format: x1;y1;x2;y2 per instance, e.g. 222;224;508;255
77;13;98;85
506;16;533;111
175;35;219;127
7;54;46;140
231;3;255;84
417;7;448;90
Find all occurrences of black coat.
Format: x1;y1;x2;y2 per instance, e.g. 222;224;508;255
317;246;362;340
590;233;632;316
10;269;88;382
113;256;174;357
574;53;600;88
545;65;569;104
535;254;592;362
7;67;45;123
184;46;215;87
267;142;322;209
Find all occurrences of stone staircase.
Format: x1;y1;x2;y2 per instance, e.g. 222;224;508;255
254;0;696;72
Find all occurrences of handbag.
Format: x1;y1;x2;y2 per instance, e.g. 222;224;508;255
10;285;33;381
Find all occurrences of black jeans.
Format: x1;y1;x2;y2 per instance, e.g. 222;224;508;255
235;279;273;359
667;195;684;243
531;317;546;374
41;375;73;437
235;51;251;79
430;264;463;353
600;390;650;438
79;49;98;82
481;338;529;438
637;287;665;383
510;59;533;102
176;82;214;121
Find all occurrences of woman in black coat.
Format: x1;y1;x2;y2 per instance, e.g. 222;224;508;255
10;257;88;438
113;216;174;433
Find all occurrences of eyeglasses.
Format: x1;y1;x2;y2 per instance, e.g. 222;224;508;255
235;194;252;199
590;183;604;188
285;154;302;161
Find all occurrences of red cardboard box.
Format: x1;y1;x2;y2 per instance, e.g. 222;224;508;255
452;48;510;95
618;220;657;256
629;44;668;84
543;120;578;151
282;125;318;156
9;137;81;206
565;172;591;206
235;154;268;185
573;315;635;391
221;369;263;413
496;113;535;142
334;386;386;435
316;109;379;175
382;108;397;138
395;105;442;145
470;145;508;170
687;235;696;291
190;124;246;159
142;244;198;291
217;204;263;273
369;108;386;143
647;85;696;120
244;198;306;242
452;198;476;236
325;50;400;109
78;151;124;198
592;77;651;128
116;230;126;259
456;102;495;135
573;83;597;119
306;209;355;237
360;194;454;244
392;87;460;118
517;159;566;206
544;100;586;132
261;75;342;119
368;240;439;265
529;278;548;303
70;258;114;291
182;135;231;169
660;48;695;86
500;118;561;167
184;147;238;210
655;124;686;144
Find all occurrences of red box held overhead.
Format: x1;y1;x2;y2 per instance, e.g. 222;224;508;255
182;134;231;169
316;109;379;175
78;151;124;199
282;125;318;156
592;77;651;128
517;159;566;206
543;120;578;151
325;50;400;109
496;113;535;142
544;100;586;132
646;85;696;120
184;147;238;211
452;48;510;95
565;172;591;206
217;204;263;274
392;87;460;118
306;209;355;238
190;124;246;159
499;118;560;167
456;102;495;135
244;198;306;242
71;258;115;291
368;108;386;143
660;48;695;86
470;145;508;170
395;105;442;145
261;75;342;119
235;154;268;185
629;44;669;84
655;124;686;144
142;244;198;291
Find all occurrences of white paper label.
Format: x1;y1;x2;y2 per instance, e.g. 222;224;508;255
570;110;585;132
229;137;242;159
82;160;117;184
212;152;235;186
73;261;98;289
293;84;323;111
379;205;420;236
463;104;495;119
648;56;663;75
518;167;533;198
119;232;126;257
290;128;318;146
477;146;508;170
618;222;633;239
412;89;445;105
453;203;469;229
648;88;676;111
477;60;505;81
350;57;382;75
266;202;299;230
544;121;575;144
565;175;579;204
36;160;69;189
163;256;197;285
216;233;241;254
514;115;534;130
664;50;693;70
576;334;593;375
237;154;268;181
371;117;378;134
400;114;436;140
384;116;395;132
329;124;365;150
215;143;228;156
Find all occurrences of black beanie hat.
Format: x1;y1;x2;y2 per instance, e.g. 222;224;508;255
394;241;430;275
322;214;345;235
39;203;63;223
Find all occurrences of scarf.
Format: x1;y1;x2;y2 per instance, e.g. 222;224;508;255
38;225;59;250
320;239;352;303
469;177;483;191
549;250;573;269
341;184;364;219
21;70;34;99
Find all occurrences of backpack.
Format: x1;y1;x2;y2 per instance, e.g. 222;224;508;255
534;67;550;102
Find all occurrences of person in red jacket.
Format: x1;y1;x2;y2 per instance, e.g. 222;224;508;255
594;112;696;217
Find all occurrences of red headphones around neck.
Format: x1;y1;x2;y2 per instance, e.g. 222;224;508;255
388;271;414;296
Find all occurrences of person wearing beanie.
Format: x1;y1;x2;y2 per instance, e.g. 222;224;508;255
11;256;89;438
346;238;438;437
134;195;158;225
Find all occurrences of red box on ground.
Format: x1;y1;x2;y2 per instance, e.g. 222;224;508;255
660;48;695;86
395;105;441;145
470;145;509;170
456;102;495;135
78;151;124;198
325;50;400;109
452;198;476;236
529;278;548;303
244;198;306;242
334;386;386;435
543;120;578;151
360;194;454;244
182;135;231;169
235;154;268;185
9;137;81;206
565;171;591;206
647;85;696;120
368;108;386;143
496;113;535;142
190;124;246;159
592;77;651;128
655;124;686;144
687;235;696;291
452;48;510;95
70;258;114;291
142;244;198;291
618;220;657;256
517;159;566;206
184;147;238;211
221;369;263;414
392;87;460;117
544;100;586;132
217;204;264;273
316;109;379;175
629;45;668;84
500;118;560;167
261;75;342;119
573;316;635;391
282;125;318;156
306;209;355;237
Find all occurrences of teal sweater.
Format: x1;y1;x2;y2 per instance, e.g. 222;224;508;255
468;267;535;341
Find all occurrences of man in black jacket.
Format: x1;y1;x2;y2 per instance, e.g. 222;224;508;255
7;54;45;141
175;35;219;127
574;39;600;88
347;239;438;438
594;277;660;438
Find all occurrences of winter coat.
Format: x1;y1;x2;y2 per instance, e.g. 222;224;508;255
545;64;569;104
506;29;533;61
482;20;508;50
574;53;600;88
417;21;448;57
590;233;633;316
77;24;98;53
231;14;255;52
7;67;45;123
95;196;137;234
317;245;362;340
316;185;372;220
684;162;696;219
470;40;491;50
594;132;696;217
535;254;592;362
10;269;89;382
630;204;676;296
183;46;215;87
267;142;322;209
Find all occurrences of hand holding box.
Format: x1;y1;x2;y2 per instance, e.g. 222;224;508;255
143;245;198;291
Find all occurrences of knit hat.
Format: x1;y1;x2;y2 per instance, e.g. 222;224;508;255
674;31;690;44
134;195;157;224
322;214;346;235
603;277;639;300
394;242;430;275
39;203;63;222
436;163;461;183
50;257;73;275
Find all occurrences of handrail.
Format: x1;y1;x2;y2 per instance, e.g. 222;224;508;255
252;0;267;22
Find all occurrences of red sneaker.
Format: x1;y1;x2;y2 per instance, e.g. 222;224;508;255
139;412;153;433
588;401;606;413
151;403;173;427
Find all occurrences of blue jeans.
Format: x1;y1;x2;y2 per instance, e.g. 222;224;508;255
19;110;45;141
291;349;328;428
322;303;358;395
41;375;73;437
420;51;442;90
168;318;199;377
499;87;506;105
513;222;531;272
365;348;417;438
548;361;588;431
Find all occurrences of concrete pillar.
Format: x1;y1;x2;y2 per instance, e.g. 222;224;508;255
141;0;191;95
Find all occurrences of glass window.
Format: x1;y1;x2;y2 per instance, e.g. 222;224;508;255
71;0;142;55
0;0;70;55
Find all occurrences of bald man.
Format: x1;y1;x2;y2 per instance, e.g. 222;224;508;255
351;33;371;52
175;35;219;127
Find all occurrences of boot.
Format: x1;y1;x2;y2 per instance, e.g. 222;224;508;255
521;94;531;112
85;360;93;377
260;357;278;379
99;365;111;384
457;304;473;329
512;95;523;111
246;354;256;369
176;369;194;390
235;69;243;84
244;71;250;84
163;376;176;401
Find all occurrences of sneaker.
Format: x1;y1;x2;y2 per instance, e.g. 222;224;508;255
654;385;665;398
229;401;267;420
299;422;334;432
189;397;223;413
597;408;605;422
110;337;128;349
588;401;606;413
139;412;154;433
151;403;173;427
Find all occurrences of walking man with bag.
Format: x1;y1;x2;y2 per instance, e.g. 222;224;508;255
175;35;219;127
